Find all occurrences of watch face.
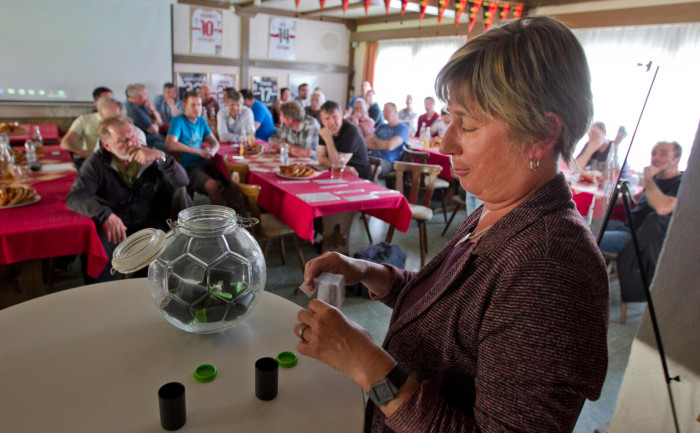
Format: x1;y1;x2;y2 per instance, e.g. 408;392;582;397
374;381;394;401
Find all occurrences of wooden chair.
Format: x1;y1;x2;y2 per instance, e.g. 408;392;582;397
224;160;250;184
385;161;442;267
236;183;305;273
402;149;451;223
441;194;466;236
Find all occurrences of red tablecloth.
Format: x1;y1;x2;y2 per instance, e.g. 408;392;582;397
0;146;107;278
249;171;412;242
7;124;62;145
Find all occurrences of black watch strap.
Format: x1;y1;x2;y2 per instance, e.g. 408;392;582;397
367;362;409;407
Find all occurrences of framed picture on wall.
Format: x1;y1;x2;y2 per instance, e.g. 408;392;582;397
210;73;237;107
252;76;279;108
176;72;208;100
288;74;318;99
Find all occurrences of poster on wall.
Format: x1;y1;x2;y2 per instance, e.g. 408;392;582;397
191;8;222;55
176;72;208;100
210;73;237;107
252;77;278;107
288;74;318;99
269;17;295;61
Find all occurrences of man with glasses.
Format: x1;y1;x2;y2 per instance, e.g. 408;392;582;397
66;115;190;283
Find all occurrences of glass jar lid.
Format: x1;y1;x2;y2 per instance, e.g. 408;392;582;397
111;228;167;274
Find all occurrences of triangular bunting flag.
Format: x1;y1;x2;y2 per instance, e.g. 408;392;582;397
499;2;511;22
365;0;371;16
513;3;524;19
455;0;468;30
468;0;483;34
384;0;391;22
437;0;448;27
400;0;410;23
319;0;326;20
482;1;498;31
295;0;301;17
419;0;430;26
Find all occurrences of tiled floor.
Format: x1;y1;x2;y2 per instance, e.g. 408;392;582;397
1;197;644;433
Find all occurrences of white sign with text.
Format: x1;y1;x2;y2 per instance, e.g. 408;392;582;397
269;17;295;61
191;8;222;55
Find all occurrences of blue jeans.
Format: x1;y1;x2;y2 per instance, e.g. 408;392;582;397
599;220;632;254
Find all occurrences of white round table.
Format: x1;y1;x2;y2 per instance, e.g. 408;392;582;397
0;279;364;432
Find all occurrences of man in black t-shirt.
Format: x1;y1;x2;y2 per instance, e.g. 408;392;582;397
600;140;683;254
317;101;372;180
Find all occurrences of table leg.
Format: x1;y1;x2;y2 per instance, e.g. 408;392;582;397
18;260;46;300
321;212;357;255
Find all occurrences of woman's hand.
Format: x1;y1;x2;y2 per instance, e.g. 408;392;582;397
304;252;392;298
296;300;394;389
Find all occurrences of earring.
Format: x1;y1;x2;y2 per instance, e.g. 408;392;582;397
529;159;540;172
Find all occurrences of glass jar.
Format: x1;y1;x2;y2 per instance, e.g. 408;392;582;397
112;205;266;334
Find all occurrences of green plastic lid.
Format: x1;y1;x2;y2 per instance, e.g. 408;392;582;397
276;351;298;368
193;364;218;382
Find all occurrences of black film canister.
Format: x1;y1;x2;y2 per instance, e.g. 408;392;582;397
158;382;186;431
255;357;279;401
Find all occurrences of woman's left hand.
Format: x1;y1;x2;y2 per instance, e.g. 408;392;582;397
295;299;393;389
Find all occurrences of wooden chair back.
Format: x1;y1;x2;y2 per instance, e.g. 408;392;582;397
402;148;429;164
235;182;263;236
393;161;442;206
224;161;250;184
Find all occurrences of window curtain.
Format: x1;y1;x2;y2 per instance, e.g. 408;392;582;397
373;36;466;111
573;23;700;171
362;41;379;88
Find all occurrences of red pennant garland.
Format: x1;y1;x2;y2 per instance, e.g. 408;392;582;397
295;0;301;17
400;0;410;23
513;3;524;19
499;2;510;22
319;0;326;20
384;0;391;22
455;0;468;29
419;0;429;26
365;0;371;15
482;1;498;31
468;0;482;34
437;0;448;26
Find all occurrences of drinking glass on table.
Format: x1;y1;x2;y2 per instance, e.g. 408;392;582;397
331;154;346;180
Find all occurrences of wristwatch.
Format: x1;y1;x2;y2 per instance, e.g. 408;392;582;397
156;151;167;165
367;362;409;407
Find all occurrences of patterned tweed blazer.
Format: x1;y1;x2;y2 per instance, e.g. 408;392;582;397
366;173;609;433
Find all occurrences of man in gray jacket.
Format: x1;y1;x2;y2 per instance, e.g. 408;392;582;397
66;115;190;283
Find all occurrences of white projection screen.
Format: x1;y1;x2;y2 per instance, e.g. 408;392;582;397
0;0;172;103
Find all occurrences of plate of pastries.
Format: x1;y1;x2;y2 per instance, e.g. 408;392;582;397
0;185;40;209
276;164;322;179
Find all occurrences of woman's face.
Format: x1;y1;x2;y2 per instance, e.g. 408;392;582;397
440;100;529;203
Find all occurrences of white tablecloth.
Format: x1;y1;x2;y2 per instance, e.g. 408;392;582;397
0;279;364;432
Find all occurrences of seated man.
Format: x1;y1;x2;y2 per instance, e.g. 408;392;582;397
278;101;320;159
600;141;683;297
365;90;385;127
200;85;220;119
430;107;452;138
305;90;325;122
415;96;439;137
217;88;255;142
166;91;245;213
318;101;371;180
153;83;183;125
294;83;310;108
60;88;115;169
241;89;276;141
366;102;409;178
66;115;189;283
124;83;166;151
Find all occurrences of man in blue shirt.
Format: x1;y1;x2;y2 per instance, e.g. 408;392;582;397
166;91;244;213
240;89;276;141
124;83;166;152
367;102;408;178
152;82;183;124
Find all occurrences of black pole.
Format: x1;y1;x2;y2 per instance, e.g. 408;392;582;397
618;181;681;433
